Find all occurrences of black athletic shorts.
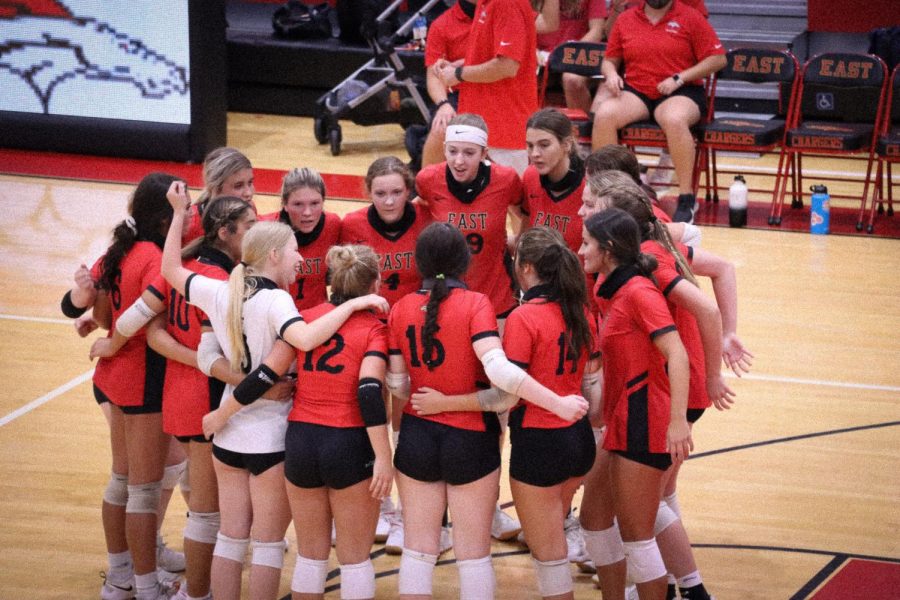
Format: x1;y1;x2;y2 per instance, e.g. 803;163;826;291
509;408;596;487
686;408;706;423
212;444;284;476
94;383;163;415
612;449;673;472
176;434;210;444
284;421;375;489
394;412;501;486
623;82;708;119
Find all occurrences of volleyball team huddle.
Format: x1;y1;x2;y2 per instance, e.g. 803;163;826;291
67;107;753;600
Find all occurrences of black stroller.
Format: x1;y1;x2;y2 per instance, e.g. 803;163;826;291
313;0;447;155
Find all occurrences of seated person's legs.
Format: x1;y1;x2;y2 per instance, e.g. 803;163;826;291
652;94;701;197
562;73;594;114
590;90;649;150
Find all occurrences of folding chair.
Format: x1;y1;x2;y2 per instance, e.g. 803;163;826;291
769;52;889;227
537;41;605;142
696;48;800;212
865;64;900;233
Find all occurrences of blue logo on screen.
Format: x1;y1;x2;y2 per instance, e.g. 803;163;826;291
816;93;835;111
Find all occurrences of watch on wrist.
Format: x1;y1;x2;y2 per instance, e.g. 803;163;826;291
455;66;464;82
672;73;682;86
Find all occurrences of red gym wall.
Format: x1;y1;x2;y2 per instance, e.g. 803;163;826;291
807;0;898;32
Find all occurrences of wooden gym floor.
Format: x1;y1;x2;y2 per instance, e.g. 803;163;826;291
0;113;898;599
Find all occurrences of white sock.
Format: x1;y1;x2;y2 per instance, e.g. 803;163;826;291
134;572;158;596
677;570;703;588
107;551;132;583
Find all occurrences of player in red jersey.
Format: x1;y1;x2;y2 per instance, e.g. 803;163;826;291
593;0;726;223
184;147;256;243
340;157;432;309
386;223;588;599
434;0;538;174
578;208;692;600
416;113;523;319
579;178;751;600
90;196;259;600
259;167;342;311
85;173;181;600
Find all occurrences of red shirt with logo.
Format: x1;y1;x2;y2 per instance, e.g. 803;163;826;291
606;0;723;99
416;162;521;316
289;303;388;427
459;0;538;149
425;1;472;66
340;202;432;308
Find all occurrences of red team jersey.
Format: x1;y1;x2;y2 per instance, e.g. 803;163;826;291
340;203;432;308
260;210;342;311
92;242;166;408
389;288;499;432
606;0;724;99
146;246;233;436
289;303;388;427
521;164;586;255
416;163;521;316
459;0;538;149
503;286;599;428
594;267;676;454
640;241;709;410
424;1;471;66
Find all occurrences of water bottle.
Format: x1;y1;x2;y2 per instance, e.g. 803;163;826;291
728;175;748;228
810;184;830;235
412;15;427;50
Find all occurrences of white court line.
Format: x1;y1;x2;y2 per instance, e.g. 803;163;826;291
0;370;94;427
0;313;72;325
725;371;900;393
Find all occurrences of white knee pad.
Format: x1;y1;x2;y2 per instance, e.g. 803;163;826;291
623;538;666;583
213;532;250;563
292;555;329;594
251;539;287;569
681;223;702;248
664;492;682;519
457;555;494;600
126;481;162;514
161;460;187;491
653;501;679;536
340;559;375;599
583;524;625;567
183;511;220;545
532;557;572;597
103;472;129;507
398;549;437;596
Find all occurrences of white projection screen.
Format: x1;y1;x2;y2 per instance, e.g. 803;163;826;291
0;0;226;161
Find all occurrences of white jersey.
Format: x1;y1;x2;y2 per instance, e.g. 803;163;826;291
186;273;300;454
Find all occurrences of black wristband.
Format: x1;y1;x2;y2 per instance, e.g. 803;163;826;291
234;364;279;406
358;377;387;426
61;290;89;318
455;65;464;82
435;98;451;110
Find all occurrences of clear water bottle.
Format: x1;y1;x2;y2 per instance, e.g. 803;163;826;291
728;175;748;228
412;15;427;50
810;184;830;235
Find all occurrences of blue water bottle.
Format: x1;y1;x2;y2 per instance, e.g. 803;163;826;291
810;184;830;235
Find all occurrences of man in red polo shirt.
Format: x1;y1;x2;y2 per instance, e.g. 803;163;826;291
592;0;725;223
434;0;538;175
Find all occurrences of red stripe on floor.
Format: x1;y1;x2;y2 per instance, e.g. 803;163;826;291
0;149;367;200
810;559;900;600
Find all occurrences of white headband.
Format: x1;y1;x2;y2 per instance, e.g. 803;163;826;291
445;124;488;147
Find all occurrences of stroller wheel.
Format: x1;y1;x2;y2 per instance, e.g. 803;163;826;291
329;127;342;156
314;116;328;145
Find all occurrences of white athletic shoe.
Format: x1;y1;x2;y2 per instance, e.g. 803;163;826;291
375;496;396;543
100;572;135;600
516;530;528;546
170;588;211;600
156;568;181;587
564;512;589;563
384;511;404;555
156;536;185;573
136;580;179;600
439;526;453;556
490;506;521;541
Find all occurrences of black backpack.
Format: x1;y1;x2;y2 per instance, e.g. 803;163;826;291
273;1;338;39
869;26;900;72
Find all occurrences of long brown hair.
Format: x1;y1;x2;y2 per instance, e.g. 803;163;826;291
583;209;658;278
516;227;591;360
